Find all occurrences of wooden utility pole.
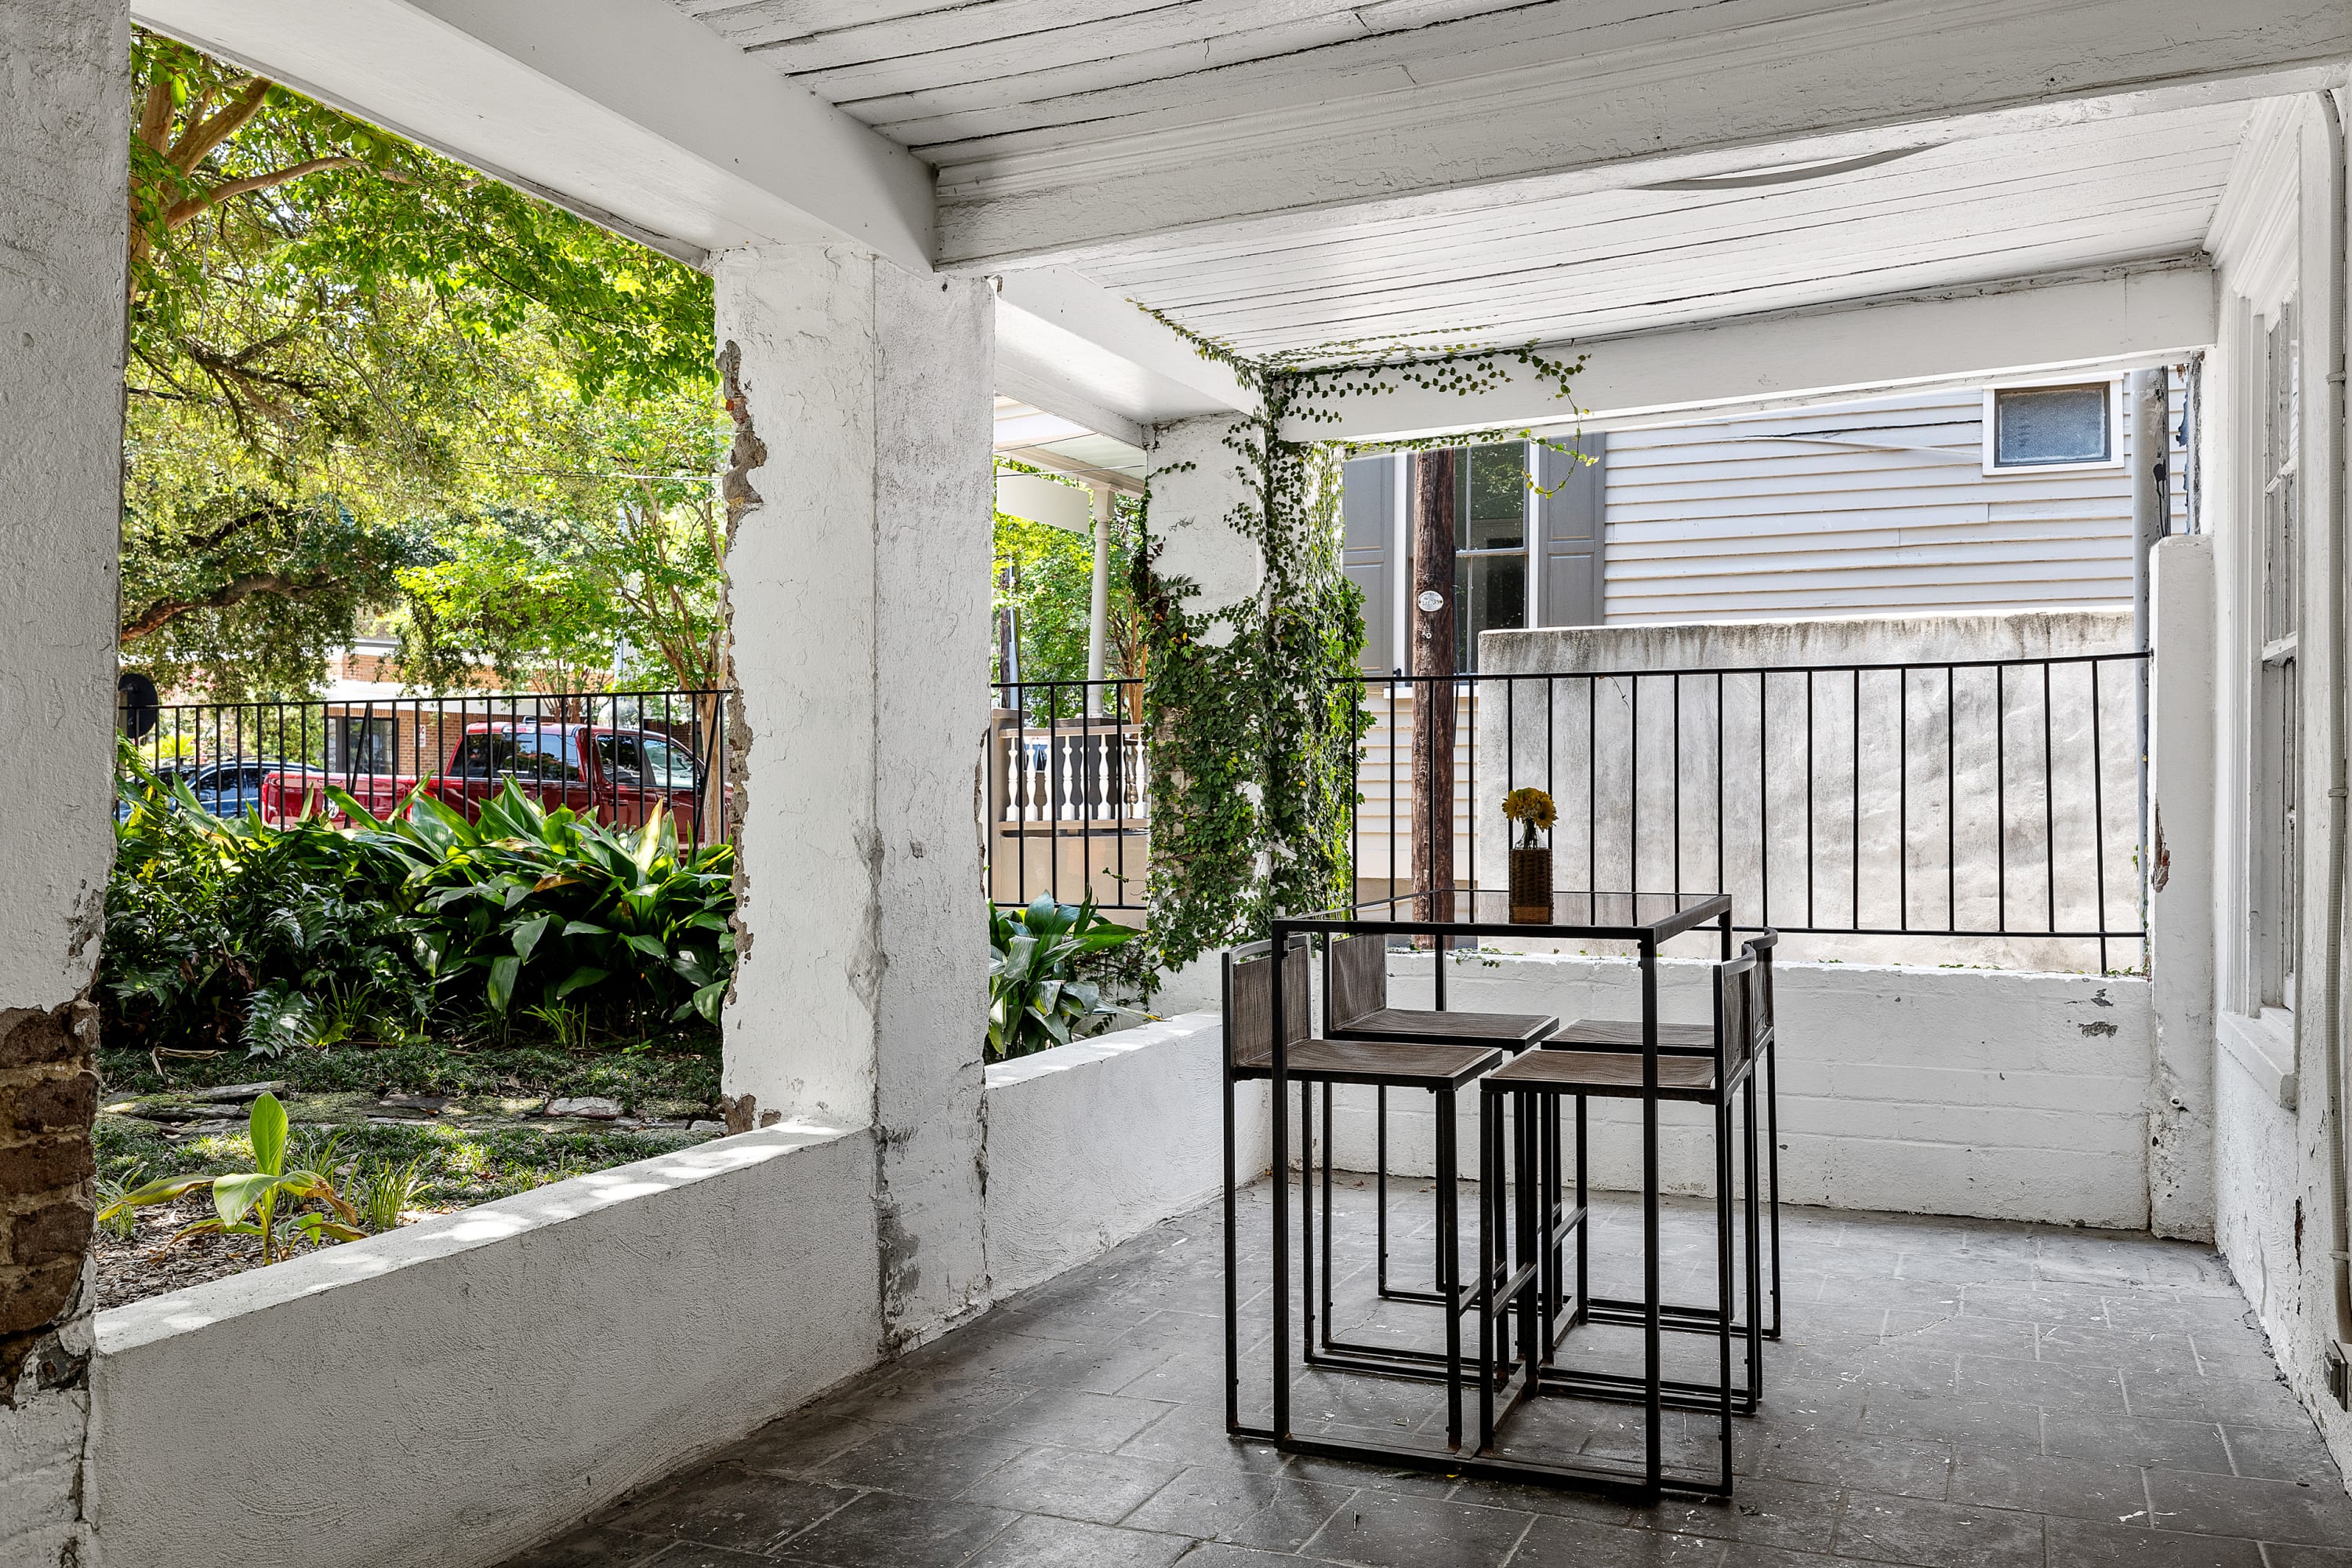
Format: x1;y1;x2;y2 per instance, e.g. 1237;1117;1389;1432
1411;449;1457;925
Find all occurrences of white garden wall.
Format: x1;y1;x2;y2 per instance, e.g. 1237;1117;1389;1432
981;1012;1268;1299
1312;952;2154;1229
90;1123;881;1568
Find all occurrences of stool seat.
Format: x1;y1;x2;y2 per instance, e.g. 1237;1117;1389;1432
1336;1007;1558;1047
1235;1036;1502;1090
1549;1018;1712;1051
1487;1047;1719;1102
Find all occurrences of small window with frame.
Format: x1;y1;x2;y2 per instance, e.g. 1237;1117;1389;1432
1982;380;2120;474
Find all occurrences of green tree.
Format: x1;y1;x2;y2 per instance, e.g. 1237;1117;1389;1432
992;487;1142;718
121;31;717;698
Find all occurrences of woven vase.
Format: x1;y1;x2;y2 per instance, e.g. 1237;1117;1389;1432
1508;846;1552;924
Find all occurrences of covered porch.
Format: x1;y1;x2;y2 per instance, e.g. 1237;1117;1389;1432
5;2;2350;1566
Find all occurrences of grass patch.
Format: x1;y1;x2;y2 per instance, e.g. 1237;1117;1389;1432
96;1112;710;1211
100;1027;721;1111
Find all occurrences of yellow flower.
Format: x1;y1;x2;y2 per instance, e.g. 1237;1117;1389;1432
1501;787;1555;847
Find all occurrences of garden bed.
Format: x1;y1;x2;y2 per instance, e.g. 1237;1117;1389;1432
93;1029;724;1309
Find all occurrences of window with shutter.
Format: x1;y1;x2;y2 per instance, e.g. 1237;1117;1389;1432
1537;434;1606;626
1341;454;1396;673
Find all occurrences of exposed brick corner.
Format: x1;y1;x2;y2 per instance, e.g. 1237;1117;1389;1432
0;999;98;1402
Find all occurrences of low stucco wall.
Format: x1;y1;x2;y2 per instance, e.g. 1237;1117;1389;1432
982;1011;1268;1300
1316;952;2154;1229
89;1122;881;1568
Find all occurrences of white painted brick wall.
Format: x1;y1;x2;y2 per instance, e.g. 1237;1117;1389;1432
1290;953;2152;1229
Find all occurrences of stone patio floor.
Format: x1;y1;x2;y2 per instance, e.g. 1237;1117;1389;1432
502;1175;2348;1568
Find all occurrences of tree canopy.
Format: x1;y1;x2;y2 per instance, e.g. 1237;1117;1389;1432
123;31;722;699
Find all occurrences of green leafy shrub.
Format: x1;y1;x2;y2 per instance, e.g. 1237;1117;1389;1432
987;896;1140;1062
101;749;735;1054
104;750;432;1054
343;780;733;1029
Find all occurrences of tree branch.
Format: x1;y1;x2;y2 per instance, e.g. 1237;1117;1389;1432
121;570;342;644
161;156;356;231
167;76;270;176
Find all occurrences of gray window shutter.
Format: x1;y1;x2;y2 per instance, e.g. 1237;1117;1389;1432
1537;433;1606;626
1342;455;1394;673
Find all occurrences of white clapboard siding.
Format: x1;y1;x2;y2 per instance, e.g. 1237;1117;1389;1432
1351;684;1520;895
1600;383;2183;624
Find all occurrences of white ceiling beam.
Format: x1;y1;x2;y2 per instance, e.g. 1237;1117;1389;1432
1287;265;2217;444
992;268;1259;437
935;0;2348;267
134;0;934;270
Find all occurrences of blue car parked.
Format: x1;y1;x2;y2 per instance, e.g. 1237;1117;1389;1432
117;758;285;822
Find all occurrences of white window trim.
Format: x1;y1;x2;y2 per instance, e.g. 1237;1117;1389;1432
1979;376;2126;476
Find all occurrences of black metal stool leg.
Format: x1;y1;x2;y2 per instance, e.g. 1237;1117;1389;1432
1765;1036;1783;1340
1715;1092;1734;1490
1744;1070;1764;1408
1438;1088;1462;1450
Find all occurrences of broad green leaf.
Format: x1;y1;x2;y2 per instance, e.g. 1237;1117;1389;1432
551;966;607;1000
487;954;521;1013
211;1172;278;1227
248;1092;289;1176
510;912;553;961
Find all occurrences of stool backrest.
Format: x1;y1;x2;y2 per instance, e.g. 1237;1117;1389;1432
1712;949;1759;1079
1223;936;1312;1073
1327;931;1387;1029
1747;927;1779;1044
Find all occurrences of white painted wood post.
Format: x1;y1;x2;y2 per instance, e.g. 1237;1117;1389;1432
2147;532;2216;1241
714;247;996;1341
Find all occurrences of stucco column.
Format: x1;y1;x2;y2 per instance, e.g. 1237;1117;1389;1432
2147;533;2217;1241
714;247;994;1345
0;2;126;1564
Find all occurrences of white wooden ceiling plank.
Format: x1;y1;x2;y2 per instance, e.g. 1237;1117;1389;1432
1191;182;2220;325
1087;135;2241;311
786;0;1386;98
1174;173;2223;334
728;0;1179;64
1218;218;2216;354
872;0;1759;154
1078;105;2249;284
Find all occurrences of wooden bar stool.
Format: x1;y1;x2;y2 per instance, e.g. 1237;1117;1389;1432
1221;937;1505;1450
1478;946;1766;1496
1323;931;1556;1307
1547;928;1782;1339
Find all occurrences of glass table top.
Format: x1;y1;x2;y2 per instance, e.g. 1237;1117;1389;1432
1280;888;1730;938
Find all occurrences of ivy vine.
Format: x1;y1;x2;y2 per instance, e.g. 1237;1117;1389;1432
1134;318;1585;978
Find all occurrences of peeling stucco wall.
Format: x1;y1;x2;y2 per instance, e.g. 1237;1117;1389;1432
0;2;129;1563
713;247;994;1349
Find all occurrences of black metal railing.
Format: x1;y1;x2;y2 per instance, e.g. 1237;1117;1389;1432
989;677;1146;911
1345;652;2151;971
116;687;732;848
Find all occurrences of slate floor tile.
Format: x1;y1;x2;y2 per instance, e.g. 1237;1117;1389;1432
957;1514;1192;1568
2040;1410;2232;1473
775;1490;1017;1568
1298;1490;1537;1568
2220;1421;2340;1483
607;1468;854;1555
1508;1515;1730;1567
2040;1516;2263;1568
1120;1465;1357;1551
1947;1448;2151;1521
1829;1492;2047;1567
2143;1468;2352;1545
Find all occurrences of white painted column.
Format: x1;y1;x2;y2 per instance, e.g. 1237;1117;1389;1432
715;247;995;1343
0;3;126;1565
1084;485;1112;717
2147;533;2217;1241
1145;413;1264;641
1141;412;1263;1012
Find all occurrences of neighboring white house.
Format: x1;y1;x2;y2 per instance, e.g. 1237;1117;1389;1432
1344;370;2188;670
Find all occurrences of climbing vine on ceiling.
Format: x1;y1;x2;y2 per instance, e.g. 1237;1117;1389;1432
1134;318;1586;977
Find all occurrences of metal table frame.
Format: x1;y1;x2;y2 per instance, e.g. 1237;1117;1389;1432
1232;888;1734;1500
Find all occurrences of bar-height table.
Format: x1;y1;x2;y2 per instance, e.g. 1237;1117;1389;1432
1250;888;1733;1498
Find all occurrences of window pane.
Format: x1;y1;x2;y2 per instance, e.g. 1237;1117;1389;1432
1457;443;1526;551
1454;552;1526;670
1994;384;2108;466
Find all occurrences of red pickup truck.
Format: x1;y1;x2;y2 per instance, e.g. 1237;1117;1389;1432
260;722;722;843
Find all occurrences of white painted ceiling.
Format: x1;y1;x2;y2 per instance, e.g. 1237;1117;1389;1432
665;0;1550;162
1066;103;2252;361
993;397;1148;490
